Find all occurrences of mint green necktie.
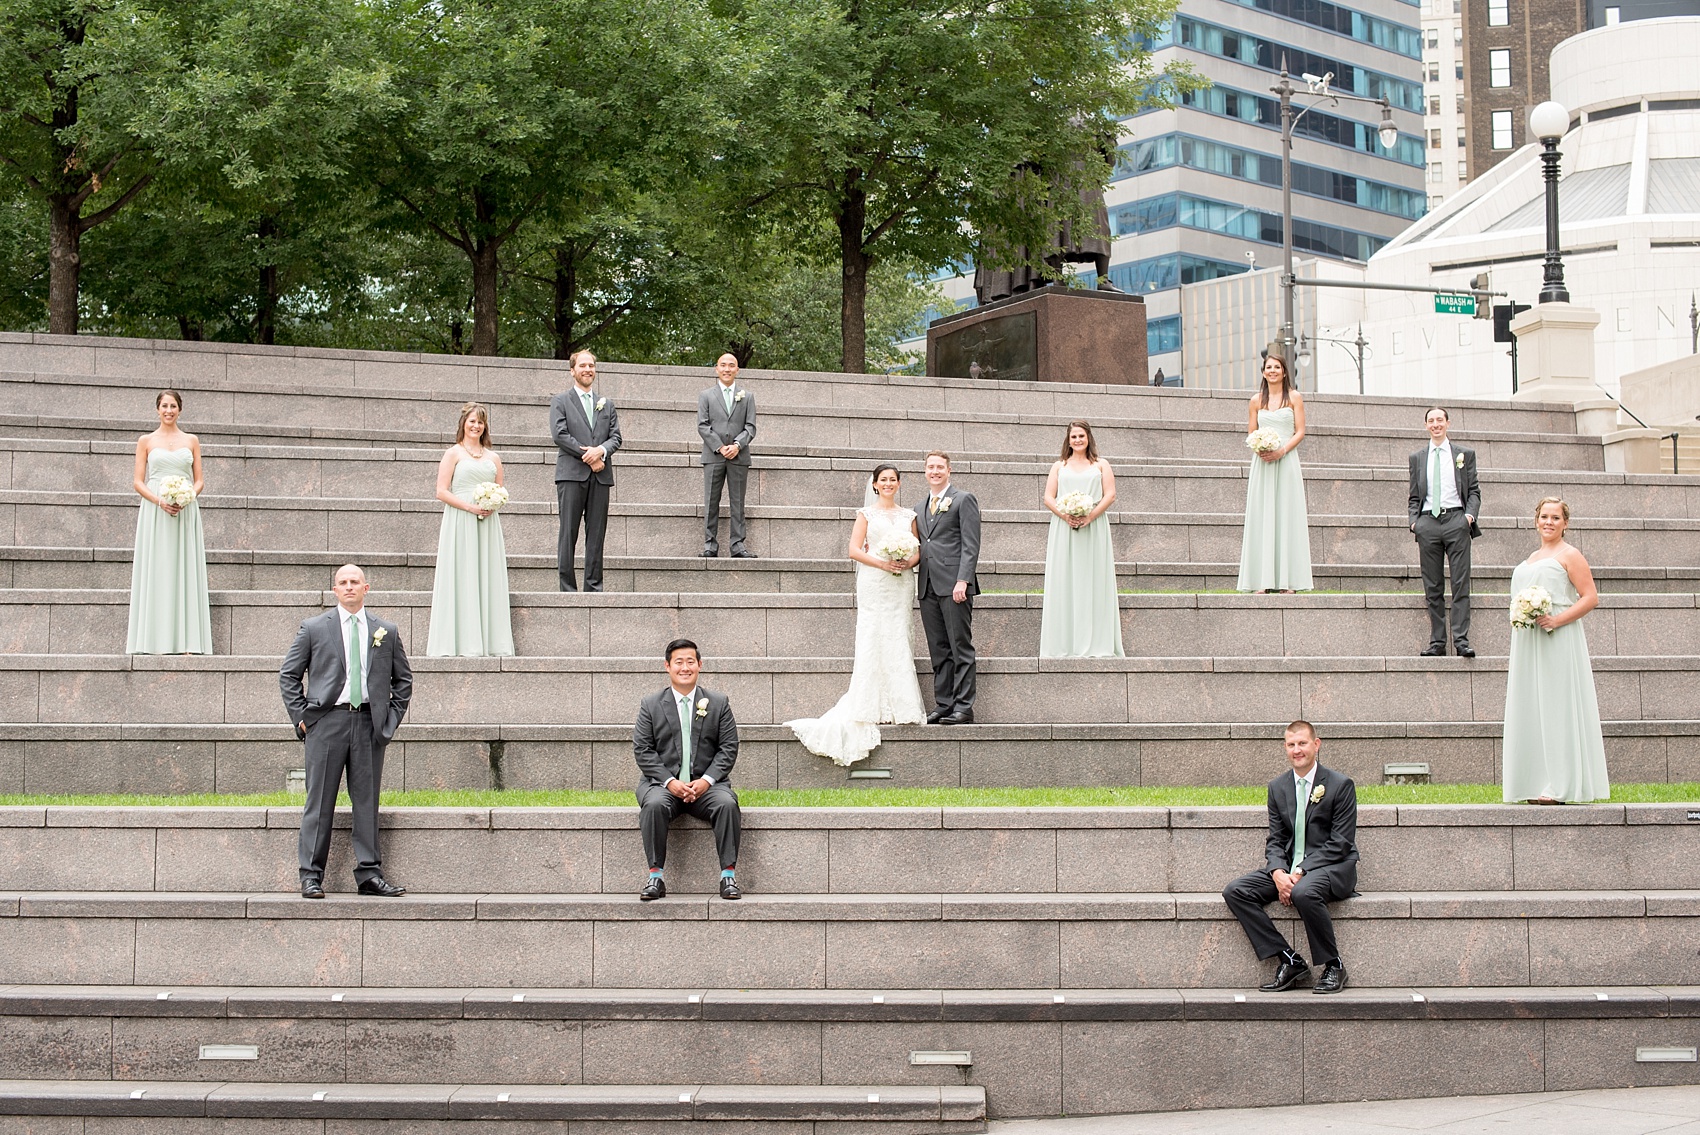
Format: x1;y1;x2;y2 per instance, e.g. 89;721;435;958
1292;778;1307;871
722;386;734;414
347;615;363;710
678;693;692;780
1429;447;1443;517
580;391;594;427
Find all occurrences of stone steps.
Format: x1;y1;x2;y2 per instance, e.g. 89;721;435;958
11;490;1695;565
7;586;1700;660
0;651;1690;726
0;1079;985;1130
0;987;1694;1119
3;719;1695;795
10;545;1700;595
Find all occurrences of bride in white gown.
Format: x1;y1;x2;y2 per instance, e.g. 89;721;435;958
787;464;928;765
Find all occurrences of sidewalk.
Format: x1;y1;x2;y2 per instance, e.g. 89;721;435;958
990;1086;1700;1134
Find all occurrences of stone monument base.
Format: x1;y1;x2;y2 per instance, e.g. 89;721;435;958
926;285;1146;385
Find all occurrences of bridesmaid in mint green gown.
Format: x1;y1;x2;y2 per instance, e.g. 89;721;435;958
1502;497;1609;803
1237;352;1313;593
427;403;515;657
127;389;213;654
1040;421;1124;657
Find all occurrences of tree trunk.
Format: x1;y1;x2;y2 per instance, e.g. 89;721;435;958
177;316;203;340
47;198;81;336
552;244;577;360
469;239;500;355
837;182;870;374
254;216;279;345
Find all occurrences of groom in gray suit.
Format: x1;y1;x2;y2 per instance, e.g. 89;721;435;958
917;451;981;725
550;350;623;592
279;564;413;899
697;352;758;558
1408;407;1481;657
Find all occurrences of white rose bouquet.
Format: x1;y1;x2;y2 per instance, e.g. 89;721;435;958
874;531;919;565
157;476;195;509
1510;585;1554;632
471;482;509;512
1057;491;1093;520
1246;428;1283;455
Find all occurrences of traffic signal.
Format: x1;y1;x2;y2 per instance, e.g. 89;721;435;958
1493;303;1531;343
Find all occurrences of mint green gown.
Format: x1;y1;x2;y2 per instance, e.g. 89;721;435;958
427;456;514;657
1502;556;1609;802
126;447;213;654
1040;464;1124;658
1236;406;1314;592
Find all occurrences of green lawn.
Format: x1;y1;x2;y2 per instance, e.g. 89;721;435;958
3;784;1696;808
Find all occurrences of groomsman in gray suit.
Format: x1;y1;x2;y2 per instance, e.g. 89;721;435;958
631;639;743;901
917;451;981;725
279;564;413;899
697;352;758;558
1408;407;1481;657
550;350;622;592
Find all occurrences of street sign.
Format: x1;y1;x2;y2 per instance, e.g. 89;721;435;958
1434;293;1477;315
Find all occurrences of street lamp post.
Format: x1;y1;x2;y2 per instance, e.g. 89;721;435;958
1529;100;1571;305
1271;67;1400;365
1297;325;1372;394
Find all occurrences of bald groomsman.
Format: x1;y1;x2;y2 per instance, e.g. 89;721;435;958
697;353;758;558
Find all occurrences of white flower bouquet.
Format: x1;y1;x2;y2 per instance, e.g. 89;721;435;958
157;476;195;509
471;482;509;512
1246;428;1283;455
1510;585;1554;632
1057;491;1093;520
873;531;919;564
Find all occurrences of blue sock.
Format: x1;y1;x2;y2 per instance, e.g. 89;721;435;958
721;869;735;879
649;868;663;879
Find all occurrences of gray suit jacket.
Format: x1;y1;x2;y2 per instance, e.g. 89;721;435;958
1407;444;1481;537
916;485;981;599
279;608;413;744
632;686;740;788
697;385;756;466
550;388;622;484
1263;764;1359;876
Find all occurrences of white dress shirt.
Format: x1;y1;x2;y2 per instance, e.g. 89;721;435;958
336;608;371;707
672;686;716;785
1427;441;1463;511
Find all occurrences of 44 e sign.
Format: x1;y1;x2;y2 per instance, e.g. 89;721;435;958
1434;293;1478;315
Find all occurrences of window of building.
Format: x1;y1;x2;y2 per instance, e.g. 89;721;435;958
1456;61;1464;79
1489;49;1511;87
1427;61;1439;81
1488;0;1509;26
1454;26;1463;43
1457;128;1466;147
1430;193;1446;207
1427;28;1439;47
1606;6;1620;23
1453;0;1461;11
1428;162;1443;183
1491;109;1514;149
1456;93;1465;113
1459;165;1469;181
1429;96;1441;115
1429;128;1442;148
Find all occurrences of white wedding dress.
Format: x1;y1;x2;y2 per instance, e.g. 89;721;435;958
787;504;927;766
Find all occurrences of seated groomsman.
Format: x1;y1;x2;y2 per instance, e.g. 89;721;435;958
632;639;743;900
279;564;413;899
697;352;758;558
1221;720;1358;994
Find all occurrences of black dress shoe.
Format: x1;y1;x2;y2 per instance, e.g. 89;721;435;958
1419;644;1446;657
730;549;758;559
357;877;406;897
719;877;742;900
1312;961;1349;994
925;707;950;725
640;877;666;901
1454;643;1476;658
300;879;325;900
1259;958;1310;992
940;710;975;726
698;549;719;558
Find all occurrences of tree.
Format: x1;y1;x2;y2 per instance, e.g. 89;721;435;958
0;0;184;333
732;0;1191;373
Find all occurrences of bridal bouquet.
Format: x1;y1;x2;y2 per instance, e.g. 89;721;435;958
874;532;919;564
1510;585;1554;632
471;482;509;512
1246;428;1283;455
1057;491;1093;520
157;476;195;509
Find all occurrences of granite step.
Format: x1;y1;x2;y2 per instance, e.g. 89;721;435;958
3;805;1694;898
9;545;1700;596
7;587;1700;661
10;491;1693;565
3;719;1697;796
0;1078;985;1129
0;652;1691;727
1;888;1697;992
0;986;1693;1119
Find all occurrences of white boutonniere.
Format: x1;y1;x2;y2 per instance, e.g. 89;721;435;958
1309;784;1325;805
695;698;709;717
936;496;952;513
595;397;607;412
1455;453;1465;469
733;390;745;402
371;627;387;647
